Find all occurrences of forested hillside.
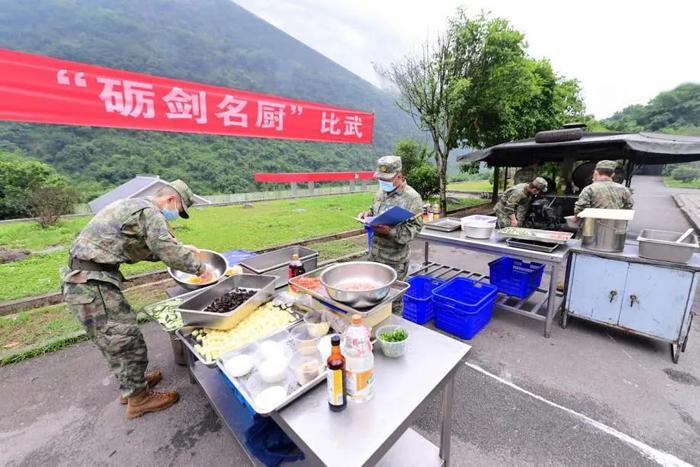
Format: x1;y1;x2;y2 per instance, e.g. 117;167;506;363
603;83;700;135
0;0;417;196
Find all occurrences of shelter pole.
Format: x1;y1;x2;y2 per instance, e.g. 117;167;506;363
491;166;500;203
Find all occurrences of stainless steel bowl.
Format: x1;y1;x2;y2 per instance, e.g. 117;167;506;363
168;249;228;290
320;261;397;308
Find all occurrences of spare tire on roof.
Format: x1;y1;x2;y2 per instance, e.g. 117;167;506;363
535;128;584;143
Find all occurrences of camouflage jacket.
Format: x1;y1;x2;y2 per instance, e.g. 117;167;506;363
61;198;203;287
574;180;634;215
494;183;533;218
368;183;423;264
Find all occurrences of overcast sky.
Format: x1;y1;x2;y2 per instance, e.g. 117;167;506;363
235;0;699;119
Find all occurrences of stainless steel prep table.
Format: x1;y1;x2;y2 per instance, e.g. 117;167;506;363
184;315;470;466
417;228;573;337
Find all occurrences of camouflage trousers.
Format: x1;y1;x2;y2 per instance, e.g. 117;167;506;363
63;280;147;398
368;255;408;316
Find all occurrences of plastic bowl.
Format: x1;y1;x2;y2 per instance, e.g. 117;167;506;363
290;351;324;385
376;324;409;358
291;324;323;356
303;310;331;338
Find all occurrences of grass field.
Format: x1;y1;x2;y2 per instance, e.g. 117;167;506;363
663;177;700;189
0;193;372;302
447;180;493;192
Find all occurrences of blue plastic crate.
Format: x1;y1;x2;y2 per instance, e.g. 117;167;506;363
432;277;498;339
488;257;545;299
403;275;444;324
219;369;258;420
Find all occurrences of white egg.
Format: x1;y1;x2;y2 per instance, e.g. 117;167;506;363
223;354;254;378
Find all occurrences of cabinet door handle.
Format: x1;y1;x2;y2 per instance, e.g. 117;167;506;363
629;294;639;307
608;290;618;303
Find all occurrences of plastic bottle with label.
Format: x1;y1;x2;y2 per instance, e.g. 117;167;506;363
341;314;374;402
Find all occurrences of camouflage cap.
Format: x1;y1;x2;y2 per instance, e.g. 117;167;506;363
531;177;548;192
168;179;195;219
374;155;402;181
596;160;618;171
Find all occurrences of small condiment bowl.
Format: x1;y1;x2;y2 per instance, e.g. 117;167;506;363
290;351;324;385
303;310;331;337
291;324;323;356
376;324;409;358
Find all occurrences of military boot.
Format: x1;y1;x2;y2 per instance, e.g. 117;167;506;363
119;369;163;404
126;388;179;419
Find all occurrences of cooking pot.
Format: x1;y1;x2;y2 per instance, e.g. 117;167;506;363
582;218;628;252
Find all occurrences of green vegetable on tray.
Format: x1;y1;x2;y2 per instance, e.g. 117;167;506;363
379;328;408;343
143;298;184;331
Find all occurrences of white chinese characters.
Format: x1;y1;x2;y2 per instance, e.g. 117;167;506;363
320;112;363;138
162;87;207;123
97;78;155;118
215;95;248;127
256;101;286;131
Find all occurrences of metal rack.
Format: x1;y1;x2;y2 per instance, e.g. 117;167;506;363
410;261;561;324
417;229;572;337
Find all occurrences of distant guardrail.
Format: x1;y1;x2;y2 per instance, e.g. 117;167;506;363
1;184;374;224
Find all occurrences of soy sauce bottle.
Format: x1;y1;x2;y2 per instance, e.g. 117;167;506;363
288;253;305;294
327;335;347;412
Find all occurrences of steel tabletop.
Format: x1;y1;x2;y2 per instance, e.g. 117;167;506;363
417;229;572;264
272;315;470;467
418;229;573;337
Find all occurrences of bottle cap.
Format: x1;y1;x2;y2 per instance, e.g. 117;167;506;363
351;314;362;325
331;335;340;345
292;253;300;260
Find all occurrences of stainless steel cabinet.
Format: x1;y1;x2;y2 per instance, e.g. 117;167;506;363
564;251;697;363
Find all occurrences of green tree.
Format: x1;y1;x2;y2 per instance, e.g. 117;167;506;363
379;10;585;211
393;138;439;200
0;152;68;219
604;83;700;135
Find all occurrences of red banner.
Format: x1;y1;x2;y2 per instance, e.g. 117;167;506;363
0;48;374;144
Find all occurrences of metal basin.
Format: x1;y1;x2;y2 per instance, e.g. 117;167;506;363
168;249;228;290
320;261;397;308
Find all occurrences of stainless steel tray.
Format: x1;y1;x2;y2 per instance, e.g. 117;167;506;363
176;309;303;366
497;227;573;244
216;324;327;416
240;246;318;288
290;265;410;316
178;274;276;330
141;289;203;332
506;238;561;253
425;218;462;232
637;229;699;264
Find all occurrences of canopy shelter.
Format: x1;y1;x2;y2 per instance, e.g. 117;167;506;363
457;129;700;199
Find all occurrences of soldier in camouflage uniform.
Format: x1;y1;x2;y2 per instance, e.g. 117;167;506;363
60;180;211;419
494;177;548;228
360;156;423;315
574;160;634;216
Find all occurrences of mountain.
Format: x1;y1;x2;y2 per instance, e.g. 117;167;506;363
603;83;700;136
0;0;417;196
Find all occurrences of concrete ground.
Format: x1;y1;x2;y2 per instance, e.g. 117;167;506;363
1;176;699;466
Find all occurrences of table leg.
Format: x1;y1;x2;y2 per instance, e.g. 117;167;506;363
186;348;196;384
424;241;430;265
439;372;456;466
544;263;559;338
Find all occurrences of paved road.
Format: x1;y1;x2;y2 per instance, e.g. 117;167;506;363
627;176;692;237
2;176;699;466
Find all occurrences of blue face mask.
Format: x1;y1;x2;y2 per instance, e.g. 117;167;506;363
161;208;179;222
379;180;396;192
